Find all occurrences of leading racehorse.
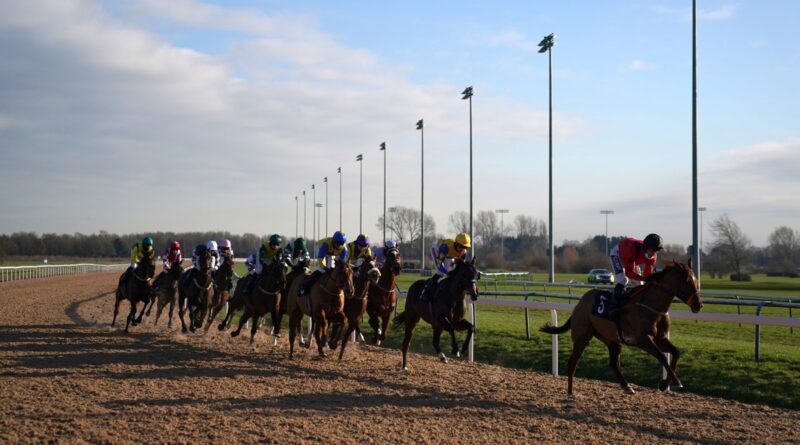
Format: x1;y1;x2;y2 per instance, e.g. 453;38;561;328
540;259;703;395
205;253;235;332
366;248;401;345
177;249;214;333
113;252;155;333
394;257;479;371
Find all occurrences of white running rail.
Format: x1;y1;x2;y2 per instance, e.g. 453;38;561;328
0;263;129;282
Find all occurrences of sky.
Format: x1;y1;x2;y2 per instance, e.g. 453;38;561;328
0;0;798;247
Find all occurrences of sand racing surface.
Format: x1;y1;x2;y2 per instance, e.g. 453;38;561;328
0;272;797;444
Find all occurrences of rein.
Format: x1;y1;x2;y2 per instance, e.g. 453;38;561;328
193;276;213;291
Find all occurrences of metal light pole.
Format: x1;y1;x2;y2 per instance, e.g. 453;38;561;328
356;154;363;234
295;196;299;238
380;142;386;243
600;210;615;255
312;184;316;253
324;177;328;236
495;209;510;263
539;33;555;283
691;0;700;279
417;119;425;272
389;206;399;240
315;203;323;247
462;86;474;259
337;167;342;231
698;206;707;288
303;190;307;239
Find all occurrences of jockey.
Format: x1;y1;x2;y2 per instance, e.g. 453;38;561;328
300;231;348;296
218;239;234;262
372;239;398;269
244;234;283;294
347;234;372;277
162;241;182;272
130;236;154;270
421;233;471;301
192;241;219;271
282;237;311;270
244;252;257;274
609;233;663;312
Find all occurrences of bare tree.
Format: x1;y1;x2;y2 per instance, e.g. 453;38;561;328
448;211;470;234
514;214;546;239
767;226;800;273
710;213;752;280
475;210;500;248
376;206;436;246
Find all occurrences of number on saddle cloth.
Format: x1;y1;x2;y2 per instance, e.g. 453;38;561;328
591;291;615;320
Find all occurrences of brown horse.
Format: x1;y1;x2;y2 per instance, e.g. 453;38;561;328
230;260;287;344
366;248;401;345
112;252;155;332
272;259;309;338
217;273;248;332
177;249;214;333
540;259;703;395
394;257;479;371
287;260;354;358
205;253;235;332
152;260;184;328
330;257;381;360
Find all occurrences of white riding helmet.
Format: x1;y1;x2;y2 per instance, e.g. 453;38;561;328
219;239;232;249
206;240;218;251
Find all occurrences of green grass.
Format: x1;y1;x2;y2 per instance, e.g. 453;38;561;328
228;267;800;409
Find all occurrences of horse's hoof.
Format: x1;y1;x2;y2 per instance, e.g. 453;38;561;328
659;380;671;392
230;331;239;338
453;350;461;358
217;324;226;331
624;385;636;395
674;380;684;389
375;339;382;346
401;366;408;373
272;337;279;347
438;352;448;363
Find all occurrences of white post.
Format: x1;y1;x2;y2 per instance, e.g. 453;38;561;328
550;309;559;376
662;330;670;383
468;301;475;362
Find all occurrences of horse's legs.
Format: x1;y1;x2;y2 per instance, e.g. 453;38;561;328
635;335;682;388
231;306;251;338
338;322;355;361
205;303;224;333
654;336;681;391
315;311;328;357
135;298;148;324
439;317;460;357
606;342;632;393
368;310;380;344
144;291;155;317
154;293;165;326
288;310;301;359
112;290;123;327
567;334;592;396
125;300;137;333
167;297;175;329
453;319;475;357
401;314;421;371
177;294;188;333
249;314;260;345
432;326;447;362
379;310;392;343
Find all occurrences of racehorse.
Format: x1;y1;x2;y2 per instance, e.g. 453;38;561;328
151;260;184;328
205;253;235;332
394;257;479;371
177;249;214;333
272;258;309;339
112;251;155;333
330;257;380;360
217;274;248;332
287;260;354;358
540;259;703;395
230;260;287;344
366;248;401;345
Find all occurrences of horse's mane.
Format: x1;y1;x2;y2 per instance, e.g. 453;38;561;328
644;261;687;283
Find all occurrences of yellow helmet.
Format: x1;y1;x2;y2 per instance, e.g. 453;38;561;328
455;232;471;248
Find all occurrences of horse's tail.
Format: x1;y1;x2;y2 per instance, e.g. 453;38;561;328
393;311;406;327
539;316;572;335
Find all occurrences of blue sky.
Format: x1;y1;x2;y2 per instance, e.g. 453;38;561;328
0;0;798;247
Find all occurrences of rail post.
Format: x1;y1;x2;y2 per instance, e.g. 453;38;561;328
524;295;531;340
468;300;475;362
755;303;765;362
550;309;558;376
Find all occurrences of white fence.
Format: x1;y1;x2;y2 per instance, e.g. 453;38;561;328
396;290;800;374
0;263;129;282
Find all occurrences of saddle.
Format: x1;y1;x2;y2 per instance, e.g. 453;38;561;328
591;290;633;345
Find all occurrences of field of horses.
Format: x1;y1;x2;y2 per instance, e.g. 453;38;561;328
0;272;798;443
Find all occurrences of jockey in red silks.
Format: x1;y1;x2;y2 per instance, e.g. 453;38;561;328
162;241;182;272
608;233;663;311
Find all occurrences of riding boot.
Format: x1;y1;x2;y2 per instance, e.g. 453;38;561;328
244;274;258;294
301;270;321;296
608;284;626;317
421;275;441;302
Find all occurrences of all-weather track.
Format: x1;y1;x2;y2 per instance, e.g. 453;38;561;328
0;273;796;444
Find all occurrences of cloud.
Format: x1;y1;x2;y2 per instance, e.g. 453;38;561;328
626;59;655;71
477;29;539;53
0;0;590;237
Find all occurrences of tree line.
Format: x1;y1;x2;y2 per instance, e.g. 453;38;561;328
2;211;797;280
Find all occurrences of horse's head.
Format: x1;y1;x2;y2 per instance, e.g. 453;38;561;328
333;260;355;296
656;259;703;313
169;260;183;279
141;250;156;279
385;248;402;276
452;256;480;302
360;256;381;286
264;258;288;290
200;249;214;271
